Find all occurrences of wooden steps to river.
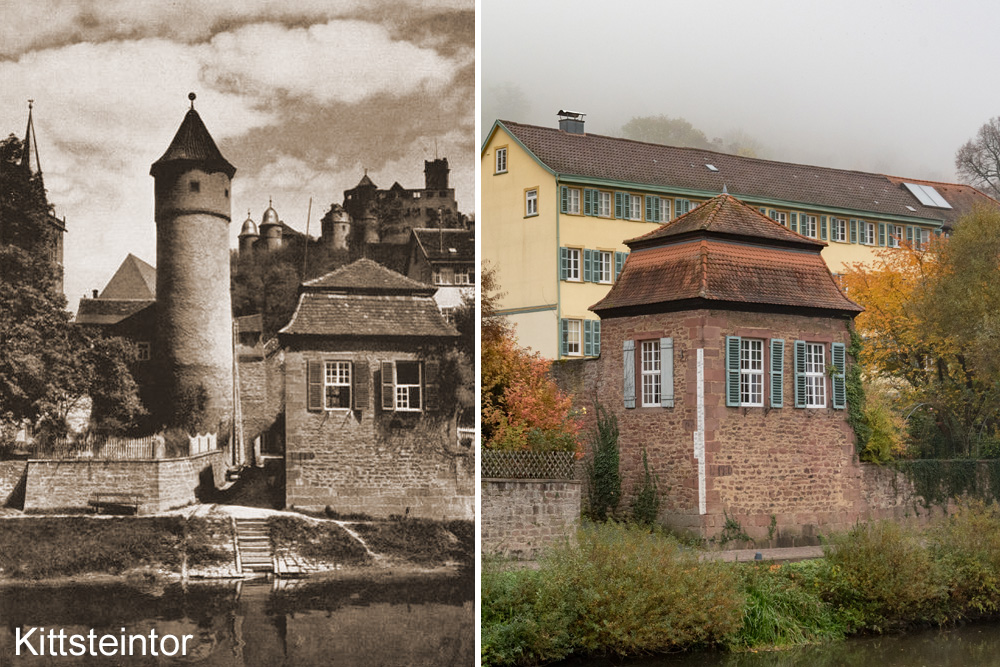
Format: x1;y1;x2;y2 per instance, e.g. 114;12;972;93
234;518;273;573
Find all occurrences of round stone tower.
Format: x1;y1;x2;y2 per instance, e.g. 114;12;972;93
238;210;258;256
150;93;236;430
258;199;283;251
321;203;351;251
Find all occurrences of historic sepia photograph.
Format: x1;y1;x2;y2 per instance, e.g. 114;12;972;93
480;1;1000;665
1;1;474;664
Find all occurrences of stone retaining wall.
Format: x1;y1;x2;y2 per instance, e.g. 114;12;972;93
0;461;27;506
22;450;227;514
482;479;581;559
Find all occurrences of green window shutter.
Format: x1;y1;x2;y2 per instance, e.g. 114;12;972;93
831;342;846;409
759;207;766;214
645;196;653;222
584;320;593;357
850;219;858;244
560;186;568;213
660;337;674;408
726;336;741;407
559;247;569;280
820;216;828;240
878;222;886;246
770;339;784;408
623;340;636;409
593;320;601;356
353;360;369;410
906;226;914;243
381;361;395;411
615;251;625;279
615;192;623;218
790;212;798;233
652;196;661;222
560;319;569;356
677;199;689;216
623;193;631;219
307;360;323;411
794;340;807;408
583;248;593;282
583;188;592;216
769;209;777;220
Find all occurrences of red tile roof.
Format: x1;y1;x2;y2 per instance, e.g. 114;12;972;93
303;258;434;295
592;194;862;316
883;175;1000;232
496;120;996;226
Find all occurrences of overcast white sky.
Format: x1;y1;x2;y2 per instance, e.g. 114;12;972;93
482;0;1000;184
2;0;473;311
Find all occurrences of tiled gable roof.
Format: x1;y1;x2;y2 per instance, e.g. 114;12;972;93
151;108;236;179
412;228;475;262
303;258;434;295
883;175;1000;232
75;299;155;325
627;194;823;250
497;120;992;225
279;293;458;338
99;253;156;299
592;194;862;316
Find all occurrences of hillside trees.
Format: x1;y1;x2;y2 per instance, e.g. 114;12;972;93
841;207;1000;457
955;117;1000;198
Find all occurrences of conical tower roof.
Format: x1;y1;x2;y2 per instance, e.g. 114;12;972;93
20;100;42;177
150;95;236;179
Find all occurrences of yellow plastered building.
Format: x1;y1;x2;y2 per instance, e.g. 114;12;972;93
482;113;998;360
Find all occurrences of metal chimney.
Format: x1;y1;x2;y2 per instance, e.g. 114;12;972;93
557;109;586;134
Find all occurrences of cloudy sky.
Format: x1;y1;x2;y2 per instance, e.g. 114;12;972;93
483;0;1000;187
2;0;473;310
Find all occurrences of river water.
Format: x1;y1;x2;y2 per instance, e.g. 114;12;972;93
0;571;473;665
554;622;1000;666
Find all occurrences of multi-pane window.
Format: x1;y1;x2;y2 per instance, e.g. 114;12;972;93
640;341;661;407
136;341;151;362
440;307;455;324
325;361;352;410
433;268;453;285
888;225;902;248
566;320;581;356
566;188;581;214
660;198;671;222
597;191;611;217
454;267;472;285
596;251;613;283
801;215;818;238
771;211;787;227
832;218;847;242
394;361;422;411
630;194;642;220
525;189;537;216
566;248;580;281
740;339;764;406
863;222;876;245
495;147;507;174
915;228;930;250
804;343;826;408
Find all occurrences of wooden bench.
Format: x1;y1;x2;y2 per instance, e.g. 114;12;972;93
88;493;144;515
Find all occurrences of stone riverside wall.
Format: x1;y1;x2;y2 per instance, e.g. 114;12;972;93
481;479;581;559
21;450;227;514
0;461;27;506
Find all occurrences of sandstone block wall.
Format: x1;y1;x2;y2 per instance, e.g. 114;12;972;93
482;479;581;559
22;450;225;514
284;341;473;520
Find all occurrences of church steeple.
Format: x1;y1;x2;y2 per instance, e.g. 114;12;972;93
20;100;42;178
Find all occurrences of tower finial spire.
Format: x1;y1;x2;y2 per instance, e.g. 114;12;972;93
21;99;42;176
188;92;196;110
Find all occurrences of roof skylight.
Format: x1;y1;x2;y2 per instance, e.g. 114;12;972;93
706;164;718;172
903;182;952;209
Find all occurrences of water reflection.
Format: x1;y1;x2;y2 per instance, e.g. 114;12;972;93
555;623;1000;667
0;572;473;665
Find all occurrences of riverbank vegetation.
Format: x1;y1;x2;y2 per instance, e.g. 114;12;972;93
482;502;1000;666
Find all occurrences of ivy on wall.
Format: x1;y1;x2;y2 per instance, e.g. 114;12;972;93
846;326;872;457
893;459;1000;508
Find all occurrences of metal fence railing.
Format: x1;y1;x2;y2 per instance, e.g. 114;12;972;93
482;450;576;480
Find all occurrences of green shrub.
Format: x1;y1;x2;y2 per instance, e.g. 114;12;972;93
630;448;661;526
823;521;946;631
587;404;620;521
930;500;1000;616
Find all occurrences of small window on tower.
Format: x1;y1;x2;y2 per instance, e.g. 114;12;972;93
224;188;229;198
189;180;200;193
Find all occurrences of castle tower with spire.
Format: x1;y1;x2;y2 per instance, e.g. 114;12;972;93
150;93;235;429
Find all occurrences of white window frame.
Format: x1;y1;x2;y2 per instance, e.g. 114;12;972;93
640;340;661;407
802;215;818;238
773;211;787;227
740;339;764;407
832;218;847;243
659;198;671;222
863;222;876;245
324;360;352;410
888;225;902;248
596;250;613;284
136;341;151;362
629;194;642;221
804;343;826;408
495;147;507;174
566;320;582;356
566;248;581;281
433;268;453;285
597;191;612;218
394;361;422;411
525;189;537;216
454;267;472;285
916;228;930;250
567;188;581;215
440;307;455;324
